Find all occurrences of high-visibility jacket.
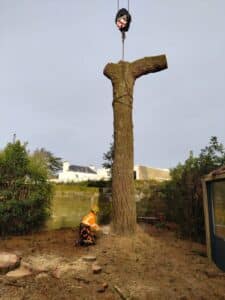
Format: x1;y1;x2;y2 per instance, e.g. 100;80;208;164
81;211;100;231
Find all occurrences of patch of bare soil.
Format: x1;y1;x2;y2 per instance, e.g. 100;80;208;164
0;225;225;300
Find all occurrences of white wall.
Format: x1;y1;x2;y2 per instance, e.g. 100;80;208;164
58;162;111;183
58;170;98;183
97;168;111;181
58;162;169;183
63;161;69;172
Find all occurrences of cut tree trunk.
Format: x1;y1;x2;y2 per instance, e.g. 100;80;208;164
104;55;167;235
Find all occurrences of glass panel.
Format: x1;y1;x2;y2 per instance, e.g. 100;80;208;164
212;181;225;239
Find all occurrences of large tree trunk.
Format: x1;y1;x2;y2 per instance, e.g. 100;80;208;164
104;55;167;235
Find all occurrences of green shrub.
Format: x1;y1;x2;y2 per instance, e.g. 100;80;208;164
159;136;225;243
97;187;112;224
135;180;166;218
0;193;51;235
0;140;53;236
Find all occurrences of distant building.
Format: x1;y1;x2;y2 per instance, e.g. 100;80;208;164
57;161;110;183
96;167;111;181
55;162;170;183
134;165;170;181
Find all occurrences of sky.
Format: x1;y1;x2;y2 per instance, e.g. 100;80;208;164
1;0;225;169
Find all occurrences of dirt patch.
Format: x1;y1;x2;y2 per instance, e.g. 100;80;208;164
0;225;225;300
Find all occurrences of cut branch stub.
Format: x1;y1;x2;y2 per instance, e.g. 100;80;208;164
131;55;167;78
104;55;167;235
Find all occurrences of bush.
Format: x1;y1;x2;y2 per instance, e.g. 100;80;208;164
159;137;225;243
98;189;112;225
0;140;52;236
0;193;51;235
135;180;166;218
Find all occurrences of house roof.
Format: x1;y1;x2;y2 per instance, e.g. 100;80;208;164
203;165;225;182
208;165;225;176
69;165;97;174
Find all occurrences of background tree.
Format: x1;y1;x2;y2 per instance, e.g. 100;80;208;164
31;148;62;178
102;141;114;171
0;141;29;200
160;136;225;242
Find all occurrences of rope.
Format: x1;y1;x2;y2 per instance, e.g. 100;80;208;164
122;32;125;61
117;0;130;11
113;94;133;109
117;0;130;60
114;93;133;103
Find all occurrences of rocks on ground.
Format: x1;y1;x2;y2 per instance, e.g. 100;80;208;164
0;252;104;280
82;255;97;262
6;266;32;278
92;263;102;274
0;252;21;275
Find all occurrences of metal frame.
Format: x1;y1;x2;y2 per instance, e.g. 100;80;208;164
202;172;225;260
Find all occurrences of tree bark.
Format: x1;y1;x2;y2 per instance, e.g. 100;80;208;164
103;55;167;235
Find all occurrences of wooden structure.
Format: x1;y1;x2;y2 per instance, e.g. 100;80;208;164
202;166;225;271
104;55;167;234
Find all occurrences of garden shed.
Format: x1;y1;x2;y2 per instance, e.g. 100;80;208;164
202;166;225;271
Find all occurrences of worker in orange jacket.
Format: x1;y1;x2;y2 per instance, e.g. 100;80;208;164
78;205;100;246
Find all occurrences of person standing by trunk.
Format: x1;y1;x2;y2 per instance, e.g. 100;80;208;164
77;205;100;246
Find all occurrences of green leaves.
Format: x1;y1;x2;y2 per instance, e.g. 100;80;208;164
0;139;52;236
31;148;62;178
162;136;225;243
0;141;28;184
102;141;114;170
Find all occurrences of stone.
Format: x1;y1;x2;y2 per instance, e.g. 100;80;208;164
96;282;108;293
0;252;21;275
92;264;102;274
82;256;97;262
97;287;105;293
6;266;32;278
35;273;49;280
102;282;108;289
52;268;61;279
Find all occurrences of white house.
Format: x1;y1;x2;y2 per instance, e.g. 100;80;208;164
56;161;170;183
96;167;111;181
57;162;110;183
